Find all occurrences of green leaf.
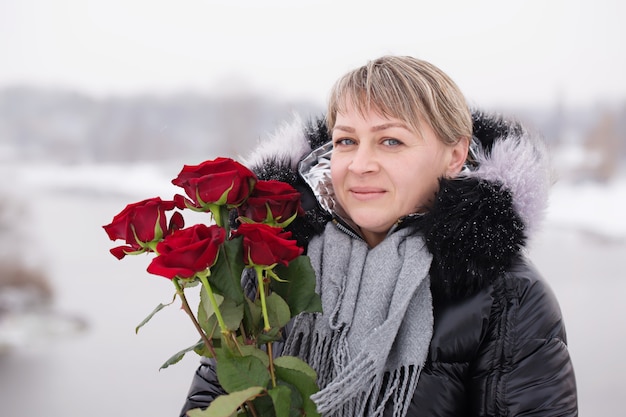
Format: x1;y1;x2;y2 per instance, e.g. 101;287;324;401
218;297;245;331
268;385;292;417
160;340;204;370
198;291;243;336
249;391;275;417
200;314;222;341
274;361;320;417
274;356;317;381
216;350;271;393
135;293;176;333
179;278;200;289
194;339;214;358
257;326;282;344
264;293;291;329
238;345;270;368
200;288;224;319
197;291;222;338
186;386;265;417
274;381;305;417
243;297;262;339
209;237;245;304
272;256;322;317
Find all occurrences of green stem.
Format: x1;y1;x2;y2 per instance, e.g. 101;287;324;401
220;205;231;237
245;400;259;417
209;204;222;228
146;240;159;253
255;267;276;387
267;342;277;388
254;266;276;387
255;267;271;332
198;273;229;335
173;278;216;357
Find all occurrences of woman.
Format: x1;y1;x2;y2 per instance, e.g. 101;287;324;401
180;56;578;416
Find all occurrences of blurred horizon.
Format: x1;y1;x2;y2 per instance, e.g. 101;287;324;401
1;83;624;185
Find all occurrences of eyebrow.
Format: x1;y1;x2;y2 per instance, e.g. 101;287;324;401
333;122;410;134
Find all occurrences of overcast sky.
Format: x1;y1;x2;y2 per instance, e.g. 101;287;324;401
1;0;624;109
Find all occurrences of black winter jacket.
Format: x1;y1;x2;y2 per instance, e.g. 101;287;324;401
180;111;578;416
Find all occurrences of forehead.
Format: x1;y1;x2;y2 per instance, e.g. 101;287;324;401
333;92;423;134
333;98;424;138
334;111;406;131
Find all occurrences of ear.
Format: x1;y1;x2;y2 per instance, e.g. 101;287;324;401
446;136;470;176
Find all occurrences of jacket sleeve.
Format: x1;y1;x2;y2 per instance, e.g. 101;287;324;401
178;357;226;417
477;262;578;416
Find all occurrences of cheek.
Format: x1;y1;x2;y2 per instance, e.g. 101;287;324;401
395;161;441;207
330;157;346;187
330;158;350;208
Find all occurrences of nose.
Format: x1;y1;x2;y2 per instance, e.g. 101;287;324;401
349;144;378;174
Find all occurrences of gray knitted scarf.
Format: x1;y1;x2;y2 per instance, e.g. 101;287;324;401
283;223;434;417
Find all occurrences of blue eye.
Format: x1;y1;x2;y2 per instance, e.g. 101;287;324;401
334;138;355;146
383;138;402;146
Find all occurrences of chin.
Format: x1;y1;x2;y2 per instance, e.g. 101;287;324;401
353;218;391;234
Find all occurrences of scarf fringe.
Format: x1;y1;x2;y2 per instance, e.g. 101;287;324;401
311;359;421;417
311;354;377;414
288;324;423;417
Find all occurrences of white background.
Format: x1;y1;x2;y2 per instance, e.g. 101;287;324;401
1;0;625;109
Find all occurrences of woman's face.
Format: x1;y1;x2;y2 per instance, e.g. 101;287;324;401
330;103;464;246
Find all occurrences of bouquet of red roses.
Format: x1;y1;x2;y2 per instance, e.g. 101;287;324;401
103;157;321;417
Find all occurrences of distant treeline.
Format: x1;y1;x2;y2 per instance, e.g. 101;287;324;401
0;87;323;164
1;87;624;173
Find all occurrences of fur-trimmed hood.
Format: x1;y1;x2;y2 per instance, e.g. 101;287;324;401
242;111;553;300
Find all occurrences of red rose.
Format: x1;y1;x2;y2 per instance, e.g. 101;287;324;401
238;180;304;225
103;197;183;259
172;157;257;209
233;223;303;268
147;224;226;280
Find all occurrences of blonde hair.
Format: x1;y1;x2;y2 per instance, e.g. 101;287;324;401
326;56;472;146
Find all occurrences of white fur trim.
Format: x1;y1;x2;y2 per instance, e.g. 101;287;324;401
468;132;555;238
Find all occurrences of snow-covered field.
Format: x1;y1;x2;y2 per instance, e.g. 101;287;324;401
1;161;624;416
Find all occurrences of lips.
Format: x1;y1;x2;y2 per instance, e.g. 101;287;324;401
348;187;386;201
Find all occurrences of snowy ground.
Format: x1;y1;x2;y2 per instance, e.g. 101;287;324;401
1;161;624;416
